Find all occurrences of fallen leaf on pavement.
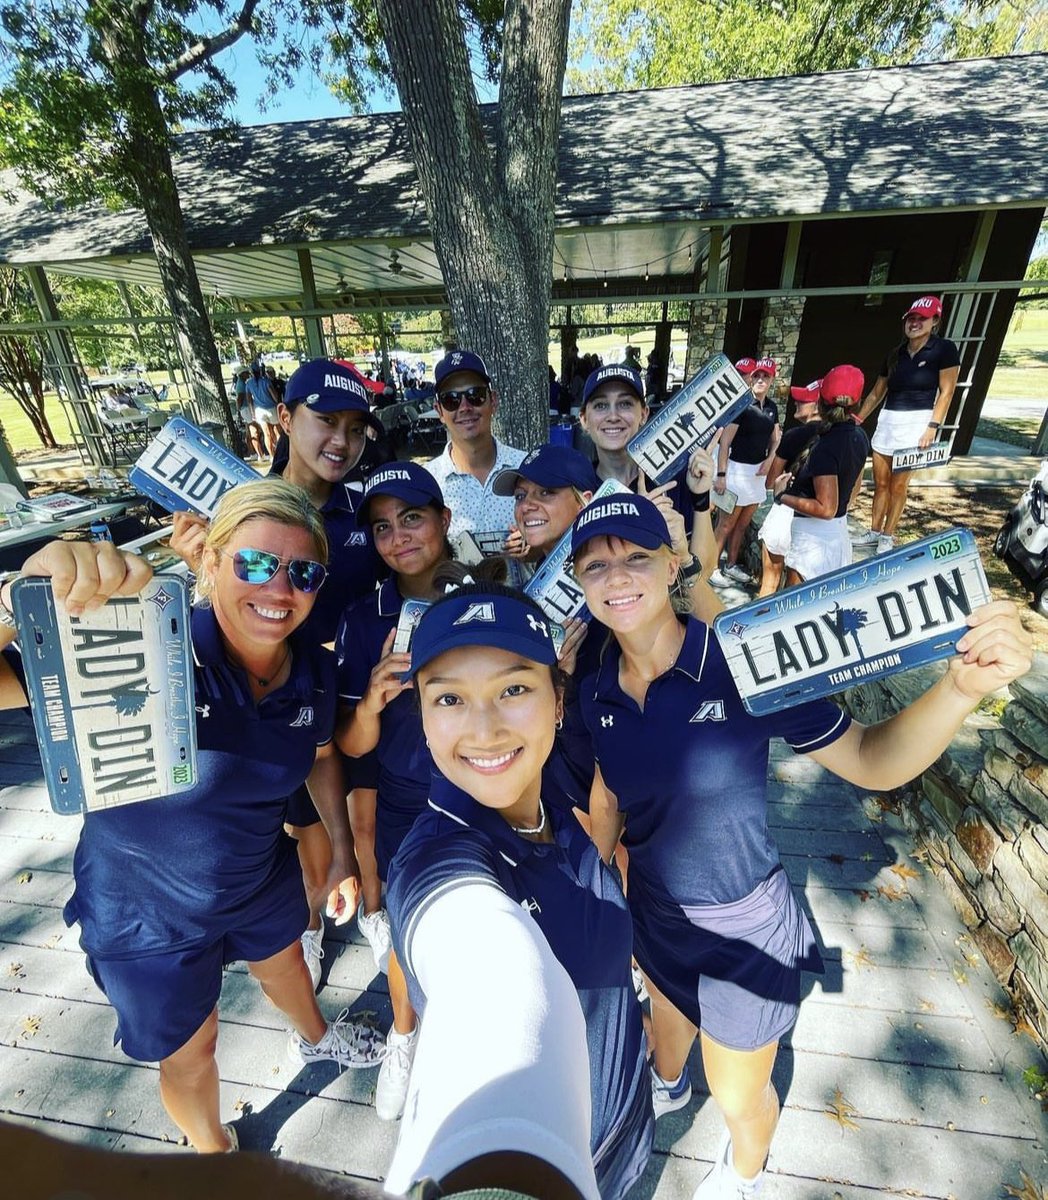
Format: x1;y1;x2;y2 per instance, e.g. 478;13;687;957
20;1015;40;1038
1003;1170;1047;1200
878;884;907;902
846;946;875;972
824;1087;860;1131
16;870;32;884
891;863;920;881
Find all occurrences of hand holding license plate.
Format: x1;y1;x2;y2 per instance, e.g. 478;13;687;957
11;576;197;814
627;354;751;486
524;479;629;624
713;528;990;715
129;417;257;517
892;443;951;473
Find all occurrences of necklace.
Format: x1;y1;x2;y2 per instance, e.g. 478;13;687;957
230;646;290;688
511;800;547;837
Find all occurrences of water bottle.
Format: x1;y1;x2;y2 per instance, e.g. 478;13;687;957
89;522;113;543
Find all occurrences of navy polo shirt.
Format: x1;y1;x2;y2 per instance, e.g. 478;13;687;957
387;774;648;1187
788;422;870;517
880;335;960;412
545;622;609;813
775;422;821;471
729;399;779;464
580;617;850;906
311;481;383;643
335;577;433;871
1;643;26;702
64;605;337;958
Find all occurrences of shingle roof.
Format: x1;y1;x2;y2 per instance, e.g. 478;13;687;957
1;52;1045;270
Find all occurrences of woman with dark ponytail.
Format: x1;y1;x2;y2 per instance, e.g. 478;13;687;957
771;365;870;585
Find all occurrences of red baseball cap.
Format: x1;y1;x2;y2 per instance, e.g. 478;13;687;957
903;296;942;321
789;378;823;404
734;357;757;376
753;357;777;377
820;364;864;406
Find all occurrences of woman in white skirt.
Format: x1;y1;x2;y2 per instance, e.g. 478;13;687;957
773;365;870;584
757;379;824;597
713;357;781;586
854;295;960;554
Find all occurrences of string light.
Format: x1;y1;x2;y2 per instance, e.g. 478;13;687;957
603;271;608;288
644;264;650;282
552;237;702;284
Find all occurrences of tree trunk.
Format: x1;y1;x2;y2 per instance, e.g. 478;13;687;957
97;18;238;448
0;335;56;448
374;0;571;450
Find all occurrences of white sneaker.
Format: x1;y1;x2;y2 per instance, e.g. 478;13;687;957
358;905;393;974
288;1008;386;1070
876;534;896;554
692;1131;764;1198
650;1063;692;1118
851;528;879;546
222;1123;238;1152
301;926;324;991
724;563;753;585
709;569;732;587
375;1024;419;1120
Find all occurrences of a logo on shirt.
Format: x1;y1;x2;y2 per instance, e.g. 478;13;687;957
453;602;496;625
195;704;211;719
600;714;614;728
520;898;542;915
290;707;314;728
690;700;726;723
345;531;368;547
525;613;549;637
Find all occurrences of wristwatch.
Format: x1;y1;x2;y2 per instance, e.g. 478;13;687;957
0;572;19;629
927;420;941;429
679;557;702;588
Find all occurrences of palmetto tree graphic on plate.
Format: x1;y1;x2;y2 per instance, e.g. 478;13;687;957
828;601;870;657
75;682;158;718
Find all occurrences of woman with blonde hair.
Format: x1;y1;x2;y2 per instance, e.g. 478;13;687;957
0;477;384;1153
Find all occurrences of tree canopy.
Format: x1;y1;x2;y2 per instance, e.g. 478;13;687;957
567;0;1048;93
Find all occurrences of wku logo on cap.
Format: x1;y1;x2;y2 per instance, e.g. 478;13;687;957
911;297;938;311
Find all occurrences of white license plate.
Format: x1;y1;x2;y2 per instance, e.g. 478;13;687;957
129;417;257;517
11;577;198;814
392;598;431;656
892;443;951;473
627;355;751;485
711;487;738;515
713;528;990;715
524;479;629;623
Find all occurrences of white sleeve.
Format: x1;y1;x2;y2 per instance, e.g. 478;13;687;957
384;883;599;1200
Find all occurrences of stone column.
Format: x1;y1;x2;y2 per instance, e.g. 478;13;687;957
683;299;728;381
758;295;806;389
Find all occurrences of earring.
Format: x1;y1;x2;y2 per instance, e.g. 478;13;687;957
555;717;563;731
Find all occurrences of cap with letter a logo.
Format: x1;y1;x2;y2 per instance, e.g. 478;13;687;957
410;587;558;676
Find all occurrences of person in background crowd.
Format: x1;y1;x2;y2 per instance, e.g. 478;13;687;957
711;356;781;587
334;463;456;1121
0;483;385;1153
570;495;1032;1200
733;357;757;387
247;363;282;458
424;350;525;557
772;365;870;584
756;378;824;597
234;367;265;461
853;295;960;554
385;570;654;1199
266;364;287;404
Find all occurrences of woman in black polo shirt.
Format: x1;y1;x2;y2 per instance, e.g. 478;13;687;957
854;295;960;554
712;356;781;586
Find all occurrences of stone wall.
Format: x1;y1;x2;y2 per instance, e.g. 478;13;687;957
684;299;728;379
758;295;806;385
839;653;1048;1049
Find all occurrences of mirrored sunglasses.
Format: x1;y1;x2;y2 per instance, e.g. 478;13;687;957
222;548;328;593
437;385;490;412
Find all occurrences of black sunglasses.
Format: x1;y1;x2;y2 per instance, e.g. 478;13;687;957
221;548;328;593
437;385;490;412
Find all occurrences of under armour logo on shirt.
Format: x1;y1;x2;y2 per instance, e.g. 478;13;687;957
289;707;314;728
526;613;548;636
600;715;614;728
453;602;496;625
690;700;726;722
195;704;210;719
521;898;542;914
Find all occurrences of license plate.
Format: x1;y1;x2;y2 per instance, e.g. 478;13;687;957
892;443;951;473
711;487;738;515
627;355;751;485
393;597;431;656
11;577;198;814
713;528;990;715
455;529;513;563
524;479;629;624
129;417;257;517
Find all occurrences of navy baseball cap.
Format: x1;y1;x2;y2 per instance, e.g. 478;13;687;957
283;358;384;432
582;364;644;407
357;461;445;525
410;588;558;676
491;444;600;497
570;493;672;557
435;350;491;389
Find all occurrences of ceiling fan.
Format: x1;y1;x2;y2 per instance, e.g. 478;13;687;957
387;248;425;281
333;275;354;305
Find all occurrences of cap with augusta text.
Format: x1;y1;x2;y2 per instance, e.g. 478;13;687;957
491;443;599;496
582;364;644;407
570;493;672;557
283;358;383;432
357;460;445;525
